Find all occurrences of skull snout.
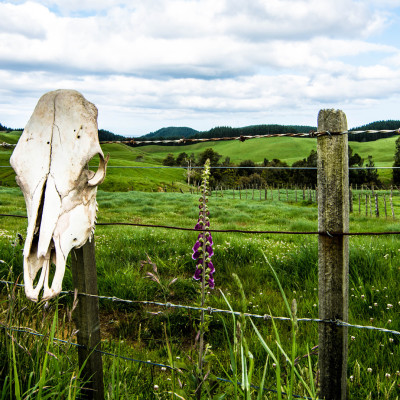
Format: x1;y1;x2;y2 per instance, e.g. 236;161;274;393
24;164;102;302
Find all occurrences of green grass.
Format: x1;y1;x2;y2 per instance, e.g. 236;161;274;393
1;187;400;398
0;131;21;144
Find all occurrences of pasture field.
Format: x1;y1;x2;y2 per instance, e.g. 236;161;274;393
1;133;399;188
1;186;400;398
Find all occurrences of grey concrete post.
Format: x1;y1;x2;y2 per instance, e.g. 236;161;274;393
317;109;349;400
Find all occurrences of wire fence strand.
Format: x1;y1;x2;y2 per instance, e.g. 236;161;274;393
1;213;400;236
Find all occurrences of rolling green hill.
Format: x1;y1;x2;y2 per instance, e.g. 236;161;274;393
0;131;22;144
1;132;399;190
139;126;199;139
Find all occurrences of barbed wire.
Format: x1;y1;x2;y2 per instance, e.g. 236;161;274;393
99;129;400;145
2;165;400;170
1;279;399;337
0;322;175;369
1;128;399;149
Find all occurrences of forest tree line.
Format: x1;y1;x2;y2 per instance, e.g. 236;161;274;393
140;120;400;143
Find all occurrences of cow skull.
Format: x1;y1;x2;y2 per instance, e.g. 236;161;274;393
10;89;108;302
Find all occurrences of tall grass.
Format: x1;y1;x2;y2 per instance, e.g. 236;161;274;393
0;265;85;398
1;188;400;397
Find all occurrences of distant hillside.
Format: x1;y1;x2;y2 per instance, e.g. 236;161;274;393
139;127;199;140
2;129;399;188
191;124;317;139
139;124;316;141
349;120;400;142
139;121;399;142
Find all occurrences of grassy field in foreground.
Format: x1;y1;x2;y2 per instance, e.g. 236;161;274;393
1;187;400;398
1;131;399;188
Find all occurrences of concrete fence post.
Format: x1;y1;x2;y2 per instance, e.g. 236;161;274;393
317;109;349;400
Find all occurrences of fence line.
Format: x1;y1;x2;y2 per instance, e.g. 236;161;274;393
2;118;400;399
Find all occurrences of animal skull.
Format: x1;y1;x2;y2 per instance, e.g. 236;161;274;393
10;89;108;302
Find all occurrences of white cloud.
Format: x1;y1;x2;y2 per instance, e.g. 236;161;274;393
0;2;49;38
0;0;399;134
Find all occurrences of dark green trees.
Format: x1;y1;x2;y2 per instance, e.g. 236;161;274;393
162;153;176;166
364;155;381;186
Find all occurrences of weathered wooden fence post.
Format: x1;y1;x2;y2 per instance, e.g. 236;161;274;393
317;109;349;400
375;194;379;217
71;239;104;400
349;185;353;213
390;189;395;219
383;194;387;218
369;194;372;217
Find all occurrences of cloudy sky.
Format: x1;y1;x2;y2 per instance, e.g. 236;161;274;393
1;0;400;137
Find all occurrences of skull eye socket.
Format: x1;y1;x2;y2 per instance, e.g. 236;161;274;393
87;153;101;179
87;152;109;187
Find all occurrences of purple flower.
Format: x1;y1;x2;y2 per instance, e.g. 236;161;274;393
192;249;203;260
192;240;202;253
193;267;202;280
192;159;215;289
207;261;215;274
